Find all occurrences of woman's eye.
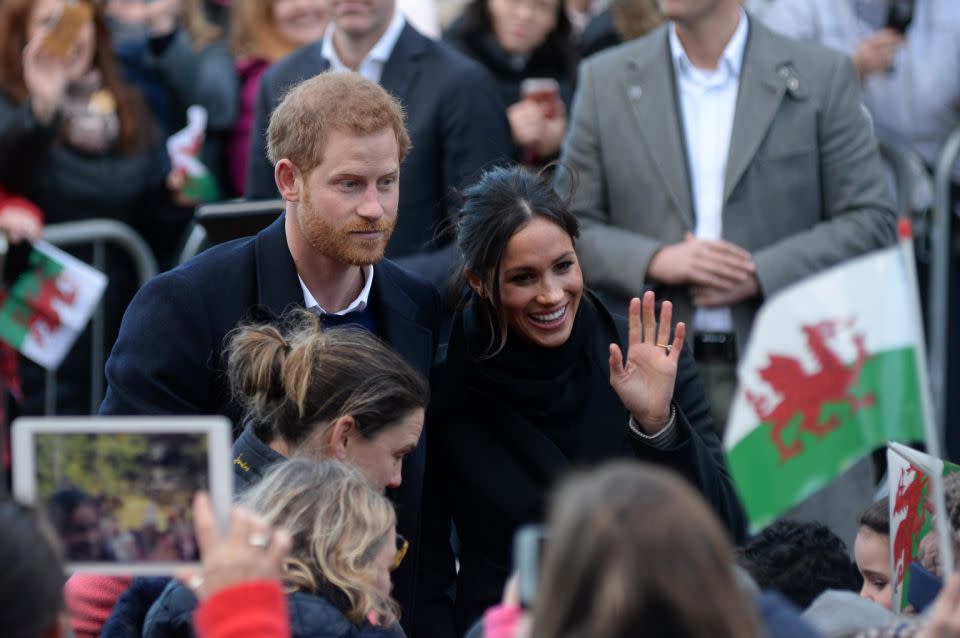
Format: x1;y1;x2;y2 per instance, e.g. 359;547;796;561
511;273;534;284
555;260;573;272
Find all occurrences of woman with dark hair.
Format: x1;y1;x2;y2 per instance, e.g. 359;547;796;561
444;0;576;165
416;165;745;634
0;0;169;414
533;462;763;638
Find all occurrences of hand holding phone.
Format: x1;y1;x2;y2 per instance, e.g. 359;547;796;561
521;78;561;119
38;2;93;60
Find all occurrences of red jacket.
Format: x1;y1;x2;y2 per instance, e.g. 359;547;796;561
194;581;291;638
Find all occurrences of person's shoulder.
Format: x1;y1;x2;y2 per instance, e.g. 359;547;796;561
142;580;197;638
286;591;353;637
376;259;439;303
413;27;494;78
582;23;668;74
749;18;847;74
261;42;326;93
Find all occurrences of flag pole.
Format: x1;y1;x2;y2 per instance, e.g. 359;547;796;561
898;217;954;576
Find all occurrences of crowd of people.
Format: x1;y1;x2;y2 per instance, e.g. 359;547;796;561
1;0;960;636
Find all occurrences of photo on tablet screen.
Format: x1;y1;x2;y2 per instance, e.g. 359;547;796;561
11;417;233;574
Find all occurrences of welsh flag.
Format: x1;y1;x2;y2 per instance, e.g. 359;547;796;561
0;241;107;369
887;443;960;611
724;241;926;530
167;105;220;203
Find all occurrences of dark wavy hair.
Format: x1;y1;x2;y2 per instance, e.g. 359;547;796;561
453;164;579;355
451;0;576;82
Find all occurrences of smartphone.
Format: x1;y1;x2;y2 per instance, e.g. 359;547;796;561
39;2;93;59
521;78;561;119
513;524;546;608
886;0;914;35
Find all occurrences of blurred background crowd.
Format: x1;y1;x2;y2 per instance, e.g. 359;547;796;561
0;0;959;637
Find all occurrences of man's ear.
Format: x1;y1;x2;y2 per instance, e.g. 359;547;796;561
466;270;485;298
275;159;302;202
326;415;356;461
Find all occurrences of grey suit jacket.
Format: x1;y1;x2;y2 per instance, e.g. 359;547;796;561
557;17;897;352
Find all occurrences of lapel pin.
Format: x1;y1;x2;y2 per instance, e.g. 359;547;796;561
629;85;643;99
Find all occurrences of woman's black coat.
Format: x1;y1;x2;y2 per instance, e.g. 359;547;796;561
413;293;747;638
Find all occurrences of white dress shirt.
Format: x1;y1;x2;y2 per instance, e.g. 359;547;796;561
668;11;749;334
299;265;375;315
321;11;407;82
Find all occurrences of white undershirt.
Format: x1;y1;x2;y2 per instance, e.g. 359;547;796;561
298;265;374;315
668;10;748;333
321;11;406;82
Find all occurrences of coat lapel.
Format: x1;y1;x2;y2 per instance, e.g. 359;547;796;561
379;24;427;103
254;214;304;316
626;29;695;228
723;19;792;202
372;262;433;378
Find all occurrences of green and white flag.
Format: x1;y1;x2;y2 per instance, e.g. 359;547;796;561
0;241;107;369
167;105;220;203
887;443;960;611
724;244;926;530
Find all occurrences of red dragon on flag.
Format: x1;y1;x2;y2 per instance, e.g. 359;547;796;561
746;318;875;462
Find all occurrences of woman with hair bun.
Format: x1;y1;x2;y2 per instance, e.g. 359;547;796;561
225;308;430;494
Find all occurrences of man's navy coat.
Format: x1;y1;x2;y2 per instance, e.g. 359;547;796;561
100;214;442;631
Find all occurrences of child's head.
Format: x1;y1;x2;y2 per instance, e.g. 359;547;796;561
854;499;891;610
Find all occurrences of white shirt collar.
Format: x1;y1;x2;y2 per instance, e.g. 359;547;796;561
298;264;375;316
321;11;406;70
668;8;749;77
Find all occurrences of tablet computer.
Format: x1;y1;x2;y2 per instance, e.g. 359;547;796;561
11;416;233;574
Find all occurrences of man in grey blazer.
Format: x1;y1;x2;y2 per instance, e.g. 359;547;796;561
557;0;897;429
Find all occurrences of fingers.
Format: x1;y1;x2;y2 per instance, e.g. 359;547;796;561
926;573;960;638
627;296;642;348
192;492;217;557
267;528;292;571
671;322;685;360
608;343;624;379
656;299;672;347
641;291;656;345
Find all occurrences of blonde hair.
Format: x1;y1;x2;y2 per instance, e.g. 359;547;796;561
226;308;429;447
230;0;301;62
266;72;411;173
532;462;764;638
240;458;399;625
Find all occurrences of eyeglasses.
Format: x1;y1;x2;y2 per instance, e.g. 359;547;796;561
392;534;409;571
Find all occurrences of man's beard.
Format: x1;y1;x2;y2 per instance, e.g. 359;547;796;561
299;192;396;266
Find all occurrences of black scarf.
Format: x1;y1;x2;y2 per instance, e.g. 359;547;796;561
437;292;631;525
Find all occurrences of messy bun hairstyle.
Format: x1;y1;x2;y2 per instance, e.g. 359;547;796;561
225;309;429;447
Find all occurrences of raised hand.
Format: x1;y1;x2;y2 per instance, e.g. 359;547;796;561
608;291;685;432
176;492;291;601
22;33;72;124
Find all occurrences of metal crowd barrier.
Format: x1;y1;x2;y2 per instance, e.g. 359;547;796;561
178;199;283;265
42;219;158;415
930;126;960;451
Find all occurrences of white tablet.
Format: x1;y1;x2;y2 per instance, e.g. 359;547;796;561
11;416;233;575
